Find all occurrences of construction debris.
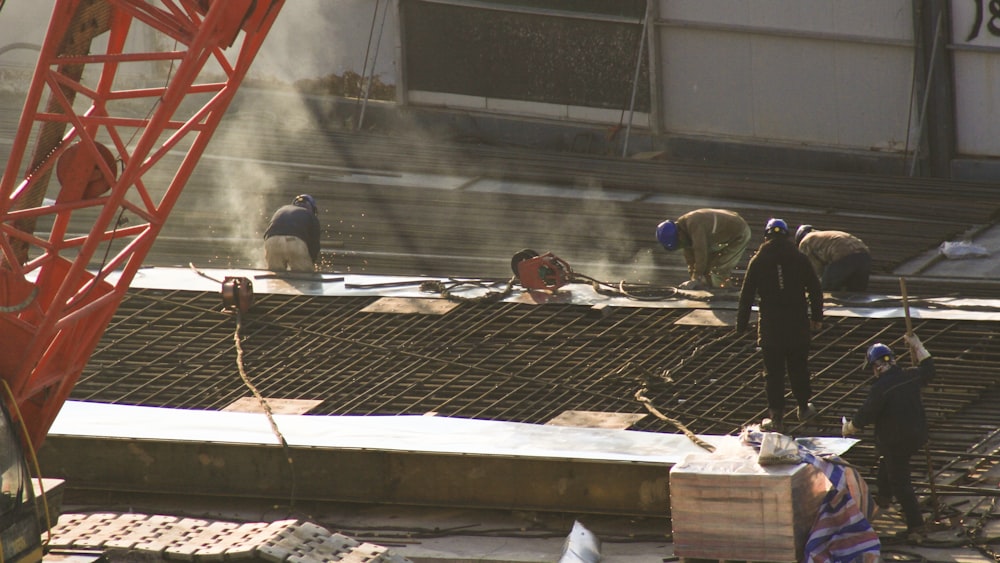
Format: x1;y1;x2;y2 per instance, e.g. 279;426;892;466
47;513;412;563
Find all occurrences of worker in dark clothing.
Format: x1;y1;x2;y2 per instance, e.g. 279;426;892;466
264;194;321;272
736;218;824;433
795;225;871;292
842;333;934;540
656;208;752;290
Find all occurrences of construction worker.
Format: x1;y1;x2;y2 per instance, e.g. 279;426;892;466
842;334;934;541
656;208;752;290
736;218;824;433
264;194;321;272
795;225;871;292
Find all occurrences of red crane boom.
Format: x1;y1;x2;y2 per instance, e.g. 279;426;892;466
0;3;283;560
0;0;284;451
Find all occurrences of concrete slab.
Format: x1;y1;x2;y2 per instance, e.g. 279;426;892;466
39;401;857;518
47;401;757;463
897;223;1000;278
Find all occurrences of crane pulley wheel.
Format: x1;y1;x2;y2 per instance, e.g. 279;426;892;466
55;141;117;201
0;270;37;313
221;277;255;315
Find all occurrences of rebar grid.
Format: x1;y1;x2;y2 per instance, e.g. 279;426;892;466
74;287;1000;492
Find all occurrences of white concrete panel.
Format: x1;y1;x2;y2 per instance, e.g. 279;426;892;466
568;106;650;127
831;43;915;150
951;3;1000;156
487;97;568;119
750;38;840;143
658;0;911;40
952;1;1000;48
828;0;912;40
660;28;913;150
753;39;913;148
408;90;487;110
660;29;756;136
953;51;1000;156
51;400;857;463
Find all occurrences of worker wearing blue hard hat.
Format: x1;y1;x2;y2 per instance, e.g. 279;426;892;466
656;208;752;290
843;334;935;541
737;218;824;433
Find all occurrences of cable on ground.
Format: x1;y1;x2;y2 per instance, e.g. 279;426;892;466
232;310;297;508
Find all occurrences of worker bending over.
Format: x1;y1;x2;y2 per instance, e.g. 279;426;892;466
656;208;752;290
795;225;871;292
264;194;321;272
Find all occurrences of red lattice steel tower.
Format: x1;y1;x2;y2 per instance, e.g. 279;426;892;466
0;0;285;448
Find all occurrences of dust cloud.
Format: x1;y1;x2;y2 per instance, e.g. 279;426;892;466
249;1;397;86
216;1;398;269
529;185;660;285
187;1;400;270
2;2;665;282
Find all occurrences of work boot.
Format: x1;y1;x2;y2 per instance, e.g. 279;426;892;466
904;525;927;544
797;402;818;421
875;494;892;510
761;411;784;433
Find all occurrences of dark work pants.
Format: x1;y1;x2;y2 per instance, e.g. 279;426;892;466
761;342;811;418
876;447;924;531
822;252;871;292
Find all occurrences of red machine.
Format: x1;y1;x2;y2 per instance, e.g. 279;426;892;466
512;250;574;291
0;2;284;560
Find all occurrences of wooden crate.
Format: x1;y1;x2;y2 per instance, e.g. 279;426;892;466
670;454;829;562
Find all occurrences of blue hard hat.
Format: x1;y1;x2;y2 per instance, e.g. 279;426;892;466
765;218;789;238
656;220;679;250
795;224;814;245
293;194;317;215
866;343;894;366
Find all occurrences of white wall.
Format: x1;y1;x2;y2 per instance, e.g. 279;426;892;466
950;1;1000;157
0;2;56;70
7;1;1000;164
655;0;916;153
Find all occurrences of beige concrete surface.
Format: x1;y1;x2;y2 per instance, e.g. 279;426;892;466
55;489;997;563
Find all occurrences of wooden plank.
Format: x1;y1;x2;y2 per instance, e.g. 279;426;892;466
670;459;828;561
546;410;646;429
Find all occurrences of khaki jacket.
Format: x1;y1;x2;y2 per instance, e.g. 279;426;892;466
798;230;869;278
676;209;750;279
